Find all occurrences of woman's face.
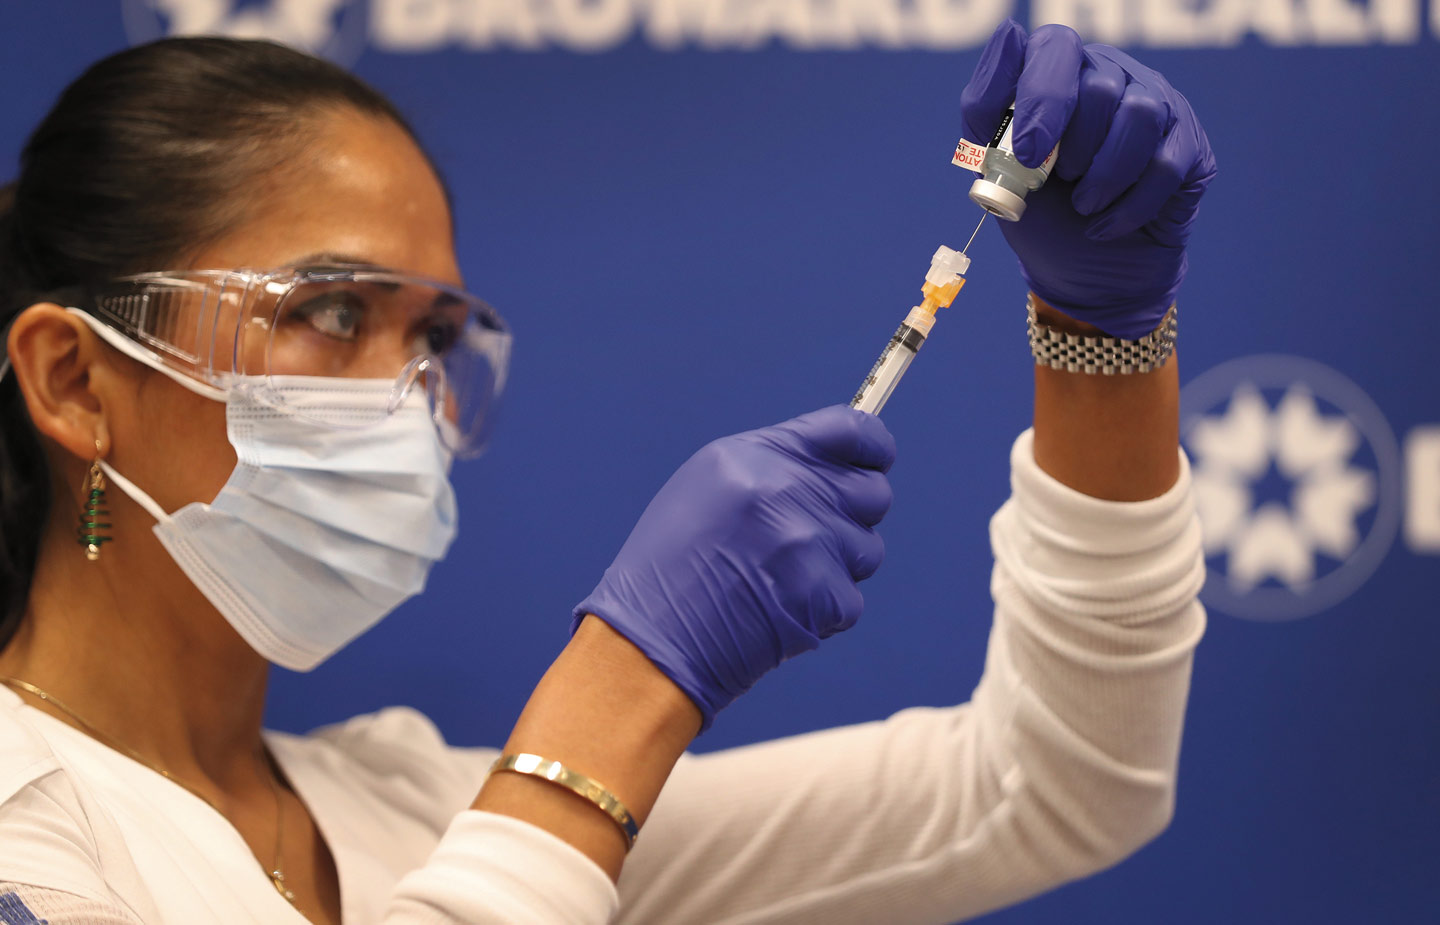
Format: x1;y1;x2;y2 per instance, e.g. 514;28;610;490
109;108;462;514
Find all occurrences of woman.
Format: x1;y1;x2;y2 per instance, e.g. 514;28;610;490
0;19;1213;925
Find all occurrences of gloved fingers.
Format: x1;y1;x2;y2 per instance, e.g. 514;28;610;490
1053;49;1127;182
781;405;897;472
1071;77;1174;217
768;523;871;631
828;465;894;527
1086;126;1189;241
1147;115;1216;247
1010;24;1084;169
838;521;886;583
820;581;867;638
1149;172;1210;248
960;18;1028;146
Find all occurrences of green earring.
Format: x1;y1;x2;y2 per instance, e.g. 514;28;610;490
77;441;111;561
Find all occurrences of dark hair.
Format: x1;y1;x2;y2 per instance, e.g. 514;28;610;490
0;37;423;648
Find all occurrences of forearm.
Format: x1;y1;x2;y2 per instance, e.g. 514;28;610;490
1030;296;1181;501
471;616;701;881
606;434;1206;925
966;443;1206;894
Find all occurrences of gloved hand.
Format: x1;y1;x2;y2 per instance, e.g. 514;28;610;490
572;406;895;732
960;20;1217;339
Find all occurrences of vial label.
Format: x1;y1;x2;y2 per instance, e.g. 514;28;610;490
989;107;1058;177
990;109;1016;149
952;137;988;172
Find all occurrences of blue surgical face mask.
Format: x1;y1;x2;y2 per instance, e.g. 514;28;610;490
79;309;460;670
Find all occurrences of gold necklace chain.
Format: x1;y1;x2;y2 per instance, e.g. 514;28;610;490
0;677;298;907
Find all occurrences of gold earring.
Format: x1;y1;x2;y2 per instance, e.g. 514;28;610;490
77;441;111;561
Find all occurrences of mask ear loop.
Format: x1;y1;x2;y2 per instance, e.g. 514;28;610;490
66;308;228;403
97;460;172;525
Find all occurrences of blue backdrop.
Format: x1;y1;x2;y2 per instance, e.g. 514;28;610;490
2;2;1437;922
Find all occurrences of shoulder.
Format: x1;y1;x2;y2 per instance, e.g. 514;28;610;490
0;693;64;800
268;706;490;830
0;695;131;906
300;705;453;767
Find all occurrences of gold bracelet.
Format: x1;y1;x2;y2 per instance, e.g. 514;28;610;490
488;753;640;850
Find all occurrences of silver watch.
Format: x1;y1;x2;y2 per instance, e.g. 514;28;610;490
1026;296;1178;375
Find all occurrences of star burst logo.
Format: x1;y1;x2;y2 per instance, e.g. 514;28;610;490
1181;355;1403;621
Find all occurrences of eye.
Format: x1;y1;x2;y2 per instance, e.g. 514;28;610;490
287;291;365;341
416;317;461;356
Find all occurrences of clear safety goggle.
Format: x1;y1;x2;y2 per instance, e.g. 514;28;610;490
73;265;512;458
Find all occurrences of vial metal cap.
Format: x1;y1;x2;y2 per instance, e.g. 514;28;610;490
969;178;1027;222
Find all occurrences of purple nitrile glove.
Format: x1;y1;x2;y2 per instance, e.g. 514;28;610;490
572;406;895;732
960;20;1217;339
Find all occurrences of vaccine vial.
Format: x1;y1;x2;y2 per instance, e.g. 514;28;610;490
969;106;1059;222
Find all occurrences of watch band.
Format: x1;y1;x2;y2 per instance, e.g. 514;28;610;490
1026;296;1178;375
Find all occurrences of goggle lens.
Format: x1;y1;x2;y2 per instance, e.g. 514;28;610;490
266;273;510;457
92;268;511;458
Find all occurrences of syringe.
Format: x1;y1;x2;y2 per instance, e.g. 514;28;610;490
850;220;982;415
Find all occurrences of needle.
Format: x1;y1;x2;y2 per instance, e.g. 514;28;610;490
962;212;987;255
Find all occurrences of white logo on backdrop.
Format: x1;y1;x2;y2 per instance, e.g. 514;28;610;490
1181;355;1403;621
1036;0;1429;47
121;0;1440;54
122;0;368;64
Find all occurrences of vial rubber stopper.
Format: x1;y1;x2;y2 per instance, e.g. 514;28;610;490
968;178;1027;222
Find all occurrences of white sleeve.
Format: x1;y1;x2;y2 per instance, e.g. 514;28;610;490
0;766;160;924
611;429;1207;925
382;812;619;924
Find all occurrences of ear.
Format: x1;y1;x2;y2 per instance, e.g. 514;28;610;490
7;304;124;462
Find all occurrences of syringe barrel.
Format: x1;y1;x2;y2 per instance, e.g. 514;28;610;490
851;315;928;415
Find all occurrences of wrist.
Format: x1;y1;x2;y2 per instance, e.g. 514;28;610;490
506;617;700;784
1030;294;1105;336
1027;293;1177;377
573;590;727;732
473;617;699;880
562;616;704;754
1019;261;1182;340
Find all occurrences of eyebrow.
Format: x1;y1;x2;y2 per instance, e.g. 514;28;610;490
285;252;387;271
282;254;474;312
